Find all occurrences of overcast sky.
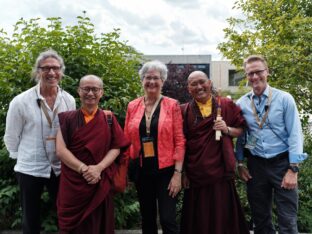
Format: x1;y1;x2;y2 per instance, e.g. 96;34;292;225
0;0;242;60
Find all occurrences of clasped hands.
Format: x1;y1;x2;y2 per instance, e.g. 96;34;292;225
80;164;102;184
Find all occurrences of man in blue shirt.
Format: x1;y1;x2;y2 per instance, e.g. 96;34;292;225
236;55;307;234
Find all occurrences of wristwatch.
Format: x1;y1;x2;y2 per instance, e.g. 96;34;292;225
288;165;299;173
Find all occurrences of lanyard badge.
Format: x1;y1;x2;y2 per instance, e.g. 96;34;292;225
245;133;258;150
40;100;59;153
142;136;155;158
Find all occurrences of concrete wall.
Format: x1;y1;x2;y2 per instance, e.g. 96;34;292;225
210;61;238;92
144;55;211;64
143;55;241;92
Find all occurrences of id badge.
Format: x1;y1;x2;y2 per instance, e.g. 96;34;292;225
45;127;57;153
245;133;258;150
142;136;155;158
46;136;56;153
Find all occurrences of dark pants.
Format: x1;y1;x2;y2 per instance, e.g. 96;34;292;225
136;170;178;234
247;153;298;234
16;171;59;234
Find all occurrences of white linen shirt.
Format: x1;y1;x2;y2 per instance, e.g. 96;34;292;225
4;84;76;178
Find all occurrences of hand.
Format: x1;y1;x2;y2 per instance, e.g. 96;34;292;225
213;119;228;134
281;170;298;190
182;174;190;189
238;166;252;182
80;164;88;174
82;165;102;184
168;172;182;198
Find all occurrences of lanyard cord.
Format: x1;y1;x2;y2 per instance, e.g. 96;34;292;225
144;95;162;135
251;88;272;129
40;100;58;128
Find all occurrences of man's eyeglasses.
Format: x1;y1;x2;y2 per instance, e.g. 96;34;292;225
246;69;266;78
39;66;62;73
79;87;102;94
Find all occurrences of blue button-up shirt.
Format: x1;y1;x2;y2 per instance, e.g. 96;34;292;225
236;85;307;163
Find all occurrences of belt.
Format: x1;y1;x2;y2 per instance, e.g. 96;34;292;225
247;151;288;163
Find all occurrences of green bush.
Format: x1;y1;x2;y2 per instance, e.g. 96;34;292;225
235;132;312;233
114;185;140;229
0;13;142;231
0;149;21;230
297;132;312;233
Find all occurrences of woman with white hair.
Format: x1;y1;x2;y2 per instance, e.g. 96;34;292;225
124;60;185;234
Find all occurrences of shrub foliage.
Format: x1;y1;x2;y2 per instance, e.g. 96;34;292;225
0;14;142;231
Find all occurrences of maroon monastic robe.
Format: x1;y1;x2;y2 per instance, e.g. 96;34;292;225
180;98;249;234
57;109;129;233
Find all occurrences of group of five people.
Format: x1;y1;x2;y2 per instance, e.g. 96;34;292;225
4;49;306;234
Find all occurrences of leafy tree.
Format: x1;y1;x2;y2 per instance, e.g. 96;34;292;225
0;13;142;231
218;0;312;122
298;131;312;232
162;64;194;104
218;1;312;232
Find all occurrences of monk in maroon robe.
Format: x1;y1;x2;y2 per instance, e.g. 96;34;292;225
56;75;129;234
180;71;249;234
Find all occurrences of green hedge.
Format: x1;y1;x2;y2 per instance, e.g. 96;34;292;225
0;14;142;232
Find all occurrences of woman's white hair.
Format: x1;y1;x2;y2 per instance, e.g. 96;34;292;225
139;60;168;81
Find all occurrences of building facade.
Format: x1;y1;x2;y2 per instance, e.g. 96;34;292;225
144;55;245;92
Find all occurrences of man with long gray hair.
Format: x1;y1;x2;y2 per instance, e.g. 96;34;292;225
4;49;76;234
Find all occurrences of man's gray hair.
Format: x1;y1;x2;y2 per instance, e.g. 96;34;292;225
32;49;65;81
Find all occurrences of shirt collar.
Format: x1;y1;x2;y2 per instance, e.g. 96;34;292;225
250;85;270;100
36;82;61;100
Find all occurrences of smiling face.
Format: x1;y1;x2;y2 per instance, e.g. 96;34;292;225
38;57;63;89
142;69;164;98
245;60;269;96
78;77;103;109
187;71;212;103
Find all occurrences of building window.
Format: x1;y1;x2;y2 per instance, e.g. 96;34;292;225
229;69;244;86
193;64;210;76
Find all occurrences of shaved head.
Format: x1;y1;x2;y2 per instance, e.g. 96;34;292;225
187;71;209;83
79;75;103;88
187;70;212;103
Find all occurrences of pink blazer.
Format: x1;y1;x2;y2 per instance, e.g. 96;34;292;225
124;96;185;169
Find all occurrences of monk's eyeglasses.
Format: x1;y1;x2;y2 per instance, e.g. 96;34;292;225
79;87;102;94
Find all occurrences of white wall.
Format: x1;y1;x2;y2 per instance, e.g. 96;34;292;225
210;61;238;92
